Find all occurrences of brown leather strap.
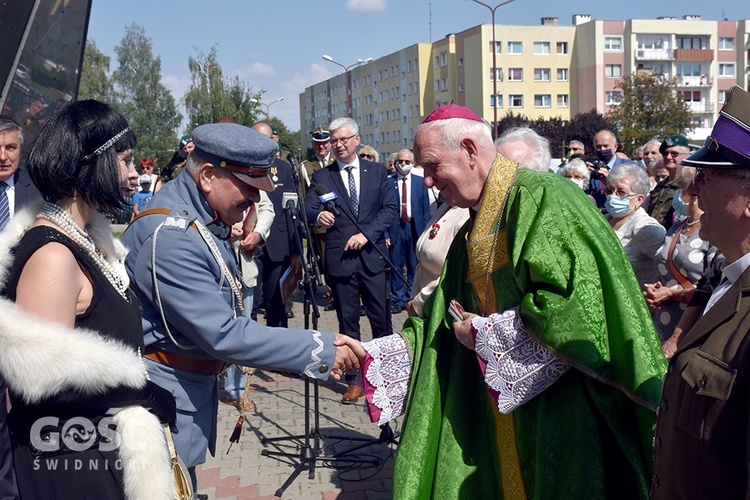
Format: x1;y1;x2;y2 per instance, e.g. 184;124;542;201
667;221;695;292
144;345;226;375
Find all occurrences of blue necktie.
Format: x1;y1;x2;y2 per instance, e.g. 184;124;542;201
344;166;358;216
0;181;10;231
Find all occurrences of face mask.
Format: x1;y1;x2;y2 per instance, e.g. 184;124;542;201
395;163;412;176
568;178;585;190
671;189;690;219
595;148;614;164
605;195;633;218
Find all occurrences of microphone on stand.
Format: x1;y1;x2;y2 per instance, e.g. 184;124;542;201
314;184;341;217
286;153;301;186
282;192;299;220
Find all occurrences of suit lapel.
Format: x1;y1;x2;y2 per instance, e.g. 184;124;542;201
328;164;354;218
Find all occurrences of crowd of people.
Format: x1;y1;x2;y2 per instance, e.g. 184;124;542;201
1;84;750;499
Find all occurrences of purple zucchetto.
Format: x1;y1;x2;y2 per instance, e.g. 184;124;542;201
423;103;484;124
682;85;750;170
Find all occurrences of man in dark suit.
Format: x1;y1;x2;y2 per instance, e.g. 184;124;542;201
305;117;397;404
587;129;633;208
252;122;300;328
651;85;750;499
0;114;42;500
386;149;430;313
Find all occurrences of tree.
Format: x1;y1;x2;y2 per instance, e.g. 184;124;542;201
607;73;692;155
267;117;301;161
112;24;181;164
565;109;612;154
183;46;263;129
78;40;115;103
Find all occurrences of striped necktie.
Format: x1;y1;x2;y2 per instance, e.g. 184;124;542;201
0;181;10;231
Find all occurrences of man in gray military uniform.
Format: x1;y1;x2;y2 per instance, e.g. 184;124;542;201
123;122;357;490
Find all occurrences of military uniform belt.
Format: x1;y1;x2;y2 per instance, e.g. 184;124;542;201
144;345;227;375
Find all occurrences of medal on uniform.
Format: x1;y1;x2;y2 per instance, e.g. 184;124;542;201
271;166;278;183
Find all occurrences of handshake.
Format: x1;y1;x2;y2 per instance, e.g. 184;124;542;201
330;334;366;380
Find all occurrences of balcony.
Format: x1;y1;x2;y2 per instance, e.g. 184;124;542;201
675;75;713;87
673;49;714;61
688;101;714;113
635;48;673;61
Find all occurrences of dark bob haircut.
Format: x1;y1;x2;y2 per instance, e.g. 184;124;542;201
27;100;137;214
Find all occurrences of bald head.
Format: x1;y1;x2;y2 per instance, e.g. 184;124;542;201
252;122;273;138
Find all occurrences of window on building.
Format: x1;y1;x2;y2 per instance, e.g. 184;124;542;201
490;94;503;108
605;91;623;105
509;94;523;107
440;78;448;91
508;41;522;55
489;41;502;54
534;68;551;81
556;42;568;55
557;94;569;108
534;42;551;55
458;83;464;92
434;56;439;69
680;90;702;103
719;63;736;77
719;37;735;50
435;79;440;92
677;63;703;76
440;54;447;67
508;68;523;81
719;89;729;104
458;58;464;67
677;37;706;50
407;60;412;72
490;68;503;81
605;64;622;78
604;36;622;52
534;94;551;108
557;68;569;81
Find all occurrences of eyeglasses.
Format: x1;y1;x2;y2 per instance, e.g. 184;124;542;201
664;150;689;159
396;159;413;165
360;153;374;159
330;134;357;146
605;189;637;197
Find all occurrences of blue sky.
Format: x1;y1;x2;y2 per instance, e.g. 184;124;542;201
87;0;743;133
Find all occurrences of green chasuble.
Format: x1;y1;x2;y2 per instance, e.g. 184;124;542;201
393;155;667;499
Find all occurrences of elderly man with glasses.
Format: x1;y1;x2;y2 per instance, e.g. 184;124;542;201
304;117;397;404
385;149;430;314
646;134;691;228
651;84;750;499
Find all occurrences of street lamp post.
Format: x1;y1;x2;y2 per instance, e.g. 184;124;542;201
321;55;373;117
471;0;515;140
251;96;284;119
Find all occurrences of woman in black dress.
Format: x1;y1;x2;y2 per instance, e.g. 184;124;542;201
0;100;175;499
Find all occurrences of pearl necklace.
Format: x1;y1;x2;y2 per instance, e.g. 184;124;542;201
37;202;128;300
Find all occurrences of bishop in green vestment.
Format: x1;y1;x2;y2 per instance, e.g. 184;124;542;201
356;105;667;499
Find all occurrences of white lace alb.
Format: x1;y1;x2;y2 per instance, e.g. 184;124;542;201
362;334;411;425
473;309;569;414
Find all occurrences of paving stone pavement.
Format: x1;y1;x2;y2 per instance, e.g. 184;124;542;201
196;292;407;499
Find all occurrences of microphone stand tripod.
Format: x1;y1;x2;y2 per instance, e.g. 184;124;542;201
321;197;407;457
259;169;378;498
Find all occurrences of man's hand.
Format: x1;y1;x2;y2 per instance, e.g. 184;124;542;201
318;210;335;228
345;233;367;251
291;253;302;274
230;225;243;243
406;300;417;317
240;231;262;251
453;309;479;350
330;333;364;380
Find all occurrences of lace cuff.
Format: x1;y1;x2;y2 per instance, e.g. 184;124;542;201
362;334;411;425
472;309;569;414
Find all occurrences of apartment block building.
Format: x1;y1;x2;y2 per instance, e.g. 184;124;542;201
300;15;749;158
